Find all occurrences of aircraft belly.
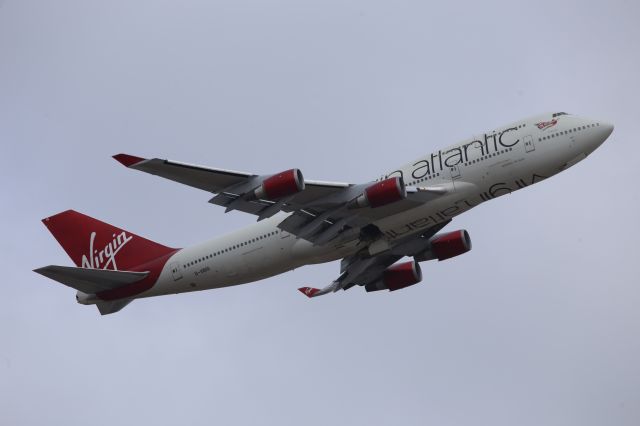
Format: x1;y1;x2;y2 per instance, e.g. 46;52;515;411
374;182;478;241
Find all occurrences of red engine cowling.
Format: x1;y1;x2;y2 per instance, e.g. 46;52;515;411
365;260;422;292
254;169;305;200
430;230;472;261
352;177;406;208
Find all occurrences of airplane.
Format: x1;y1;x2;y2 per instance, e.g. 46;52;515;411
35;112;614;314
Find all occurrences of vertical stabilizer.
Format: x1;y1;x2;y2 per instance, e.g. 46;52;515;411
42;210;176;271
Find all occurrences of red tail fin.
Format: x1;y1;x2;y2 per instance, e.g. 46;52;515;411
42;210;177;271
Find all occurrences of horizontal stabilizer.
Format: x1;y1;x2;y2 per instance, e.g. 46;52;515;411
34;265;148;295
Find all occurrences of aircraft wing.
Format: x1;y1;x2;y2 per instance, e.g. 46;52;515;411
299;220;451;297
113;154;451;246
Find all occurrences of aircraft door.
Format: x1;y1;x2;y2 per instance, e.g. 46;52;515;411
449;164;461;191
524;135;535;153
449;165;461;179
170;262;182;281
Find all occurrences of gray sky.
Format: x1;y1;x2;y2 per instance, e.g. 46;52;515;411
1;1;639;425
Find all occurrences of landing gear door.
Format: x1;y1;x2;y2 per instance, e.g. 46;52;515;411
524;135;535;153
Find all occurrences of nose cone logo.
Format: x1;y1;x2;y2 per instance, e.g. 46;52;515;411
536;119;558;130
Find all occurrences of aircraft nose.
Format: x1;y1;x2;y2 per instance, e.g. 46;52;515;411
583;119;614;153
601;122;614;139
595;120;614;145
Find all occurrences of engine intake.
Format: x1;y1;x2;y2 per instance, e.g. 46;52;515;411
254;169;305;200
351;176;406;209
365;260;422;292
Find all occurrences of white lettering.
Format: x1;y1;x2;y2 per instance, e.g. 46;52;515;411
81;231;133;270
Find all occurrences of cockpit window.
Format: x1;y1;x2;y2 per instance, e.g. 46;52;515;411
552;112;569;117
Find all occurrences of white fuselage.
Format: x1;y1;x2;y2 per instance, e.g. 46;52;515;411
143;113;613;298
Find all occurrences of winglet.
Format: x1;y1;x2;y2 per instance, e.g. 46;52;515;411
298;287;321;298
113;153;146;167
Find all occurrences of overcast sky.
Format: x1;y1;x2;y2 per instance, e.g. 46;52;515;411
1;1;639;425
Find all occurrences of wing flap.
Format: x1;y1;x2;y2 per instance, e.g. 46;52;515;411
34;265;149;294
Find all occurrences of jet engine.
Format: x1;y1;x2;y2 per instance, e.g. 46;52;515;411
254;169;305;200
365;260;422;292
350;176;406;209
416;230;472;261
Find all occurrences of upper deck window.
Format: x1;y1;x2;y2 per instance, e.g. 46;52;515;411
552;112;569;118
